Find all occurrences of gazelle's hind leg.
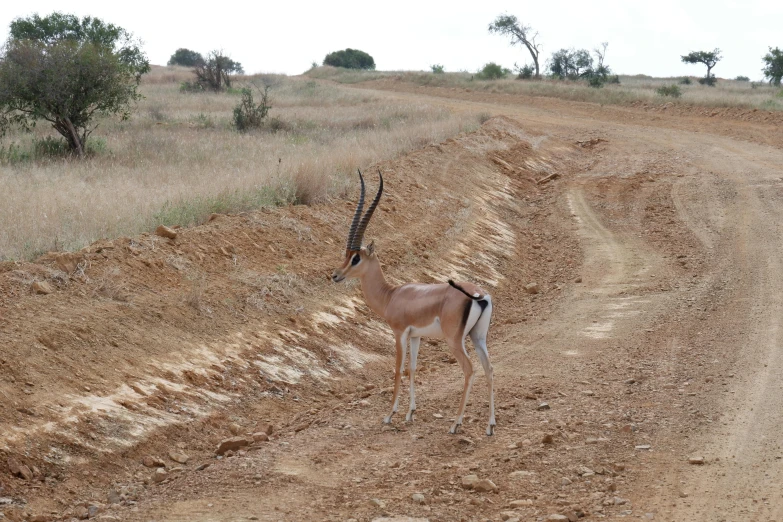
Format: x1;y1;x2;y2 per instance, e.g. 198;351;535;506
405;337;420;422
470;297;495;435
470;330;495;435
447;336;474;434
384;331;407;424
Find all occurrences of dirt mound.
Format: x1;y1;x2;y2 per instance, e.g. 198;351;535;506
0;117;586;520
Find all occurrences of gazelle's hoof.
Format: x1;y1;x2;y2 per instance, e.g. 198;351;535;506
486;425;495;436
448;423;461;435
382;415;393;424
405;409;415;422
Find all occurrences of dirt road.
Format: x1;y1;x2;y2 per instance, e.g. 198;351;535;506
2;83;783;522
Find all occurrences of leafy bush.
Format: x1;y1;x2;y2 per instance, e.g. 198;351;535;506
476;62;507;80
656;84;682;98
698;75;717;86
232;86;271;132
515;63;534;79
735;75;750;82
431;64;445;74
607;75;621;84
323;49;375;70
679;77;692;85
168;48;204;67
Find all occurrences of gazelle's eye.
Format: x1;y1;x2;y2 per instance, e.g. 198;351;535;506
351;254;361;266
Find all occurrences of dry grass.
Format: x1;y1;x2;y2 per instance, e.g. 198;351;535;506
0;66;483;261
307;66;783;112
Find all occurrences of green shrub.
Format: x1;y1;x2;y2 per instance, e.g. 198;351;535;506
431;64;445;74
735;75;750;81
232;86;271;132
323;49;375;70
476;62;507;80
607;75;621;84
679;77;692;85
656;84;682;98
698;75;717;86
516;64;534;79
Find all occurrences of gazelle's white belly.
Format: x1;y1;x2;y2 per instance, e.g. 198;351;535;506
408;317;444;338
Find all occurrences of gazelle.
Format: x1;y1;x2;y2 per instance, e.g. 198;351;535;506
331;170;496;436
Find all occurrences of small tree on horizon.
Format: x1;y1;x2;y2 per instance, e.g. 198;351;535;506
762;47;783;86
488;14;542;79
681;49;721;86
323;49;375;70
168;48;204;67
0;12;149;156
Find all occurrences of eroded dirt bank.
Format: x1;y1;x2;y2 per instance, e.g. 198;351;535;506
2;88;783;522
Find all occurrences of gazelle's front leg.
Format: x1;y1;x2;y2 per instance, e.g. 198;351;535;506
384;331;407;424
405;337;420;422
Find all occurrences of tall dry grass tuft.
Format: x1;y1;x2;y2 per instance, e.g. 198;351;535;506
0;66;483;260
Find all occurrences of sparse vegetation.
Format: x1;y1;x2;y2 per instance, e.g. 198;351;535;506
679;77;692;85
305;67;783;112
323;49;375;70
682;49;721;86
735;75;750;82
0;67;483;260
431;64;445;74
656;84;682;98
0;12;149;156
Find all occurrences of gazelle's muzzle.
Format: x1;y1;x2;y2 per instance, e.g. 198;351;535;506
331;270;345;283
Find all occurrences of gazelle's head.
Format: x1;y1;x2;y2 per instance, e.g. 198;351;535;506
331;169;383;283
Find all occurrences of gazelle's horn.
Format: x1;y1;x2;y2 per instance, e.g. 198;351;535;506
353;169;384;249
346;169;366;251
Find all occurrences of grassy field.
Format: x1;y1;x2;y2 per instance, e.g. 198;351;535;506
306;67;783;111
0;66;483;261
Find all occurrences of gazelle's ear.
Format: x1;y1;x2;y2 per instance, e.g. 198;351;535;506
366;240;376;256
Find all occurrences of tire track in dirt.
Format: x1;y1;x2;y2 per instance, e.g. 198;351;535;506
658;139;783;521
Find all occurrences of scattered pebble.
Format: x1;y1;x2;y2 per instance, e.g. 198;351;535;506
473;478;498;493
168;450;189;464
216;436;251;455
688;456;705;465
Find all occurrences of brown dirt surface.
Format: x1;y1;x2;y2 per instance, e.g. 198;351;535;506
2;83;783;522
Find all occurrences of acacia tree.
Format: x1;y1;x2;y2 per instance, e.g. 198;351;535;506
762;47;783;86
193;51;243;91
0;13;149;156
488;14;542;79
681;49;721;85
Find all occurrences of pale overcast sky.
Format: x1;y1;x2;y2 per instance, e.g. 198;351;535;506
0;1;779;80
